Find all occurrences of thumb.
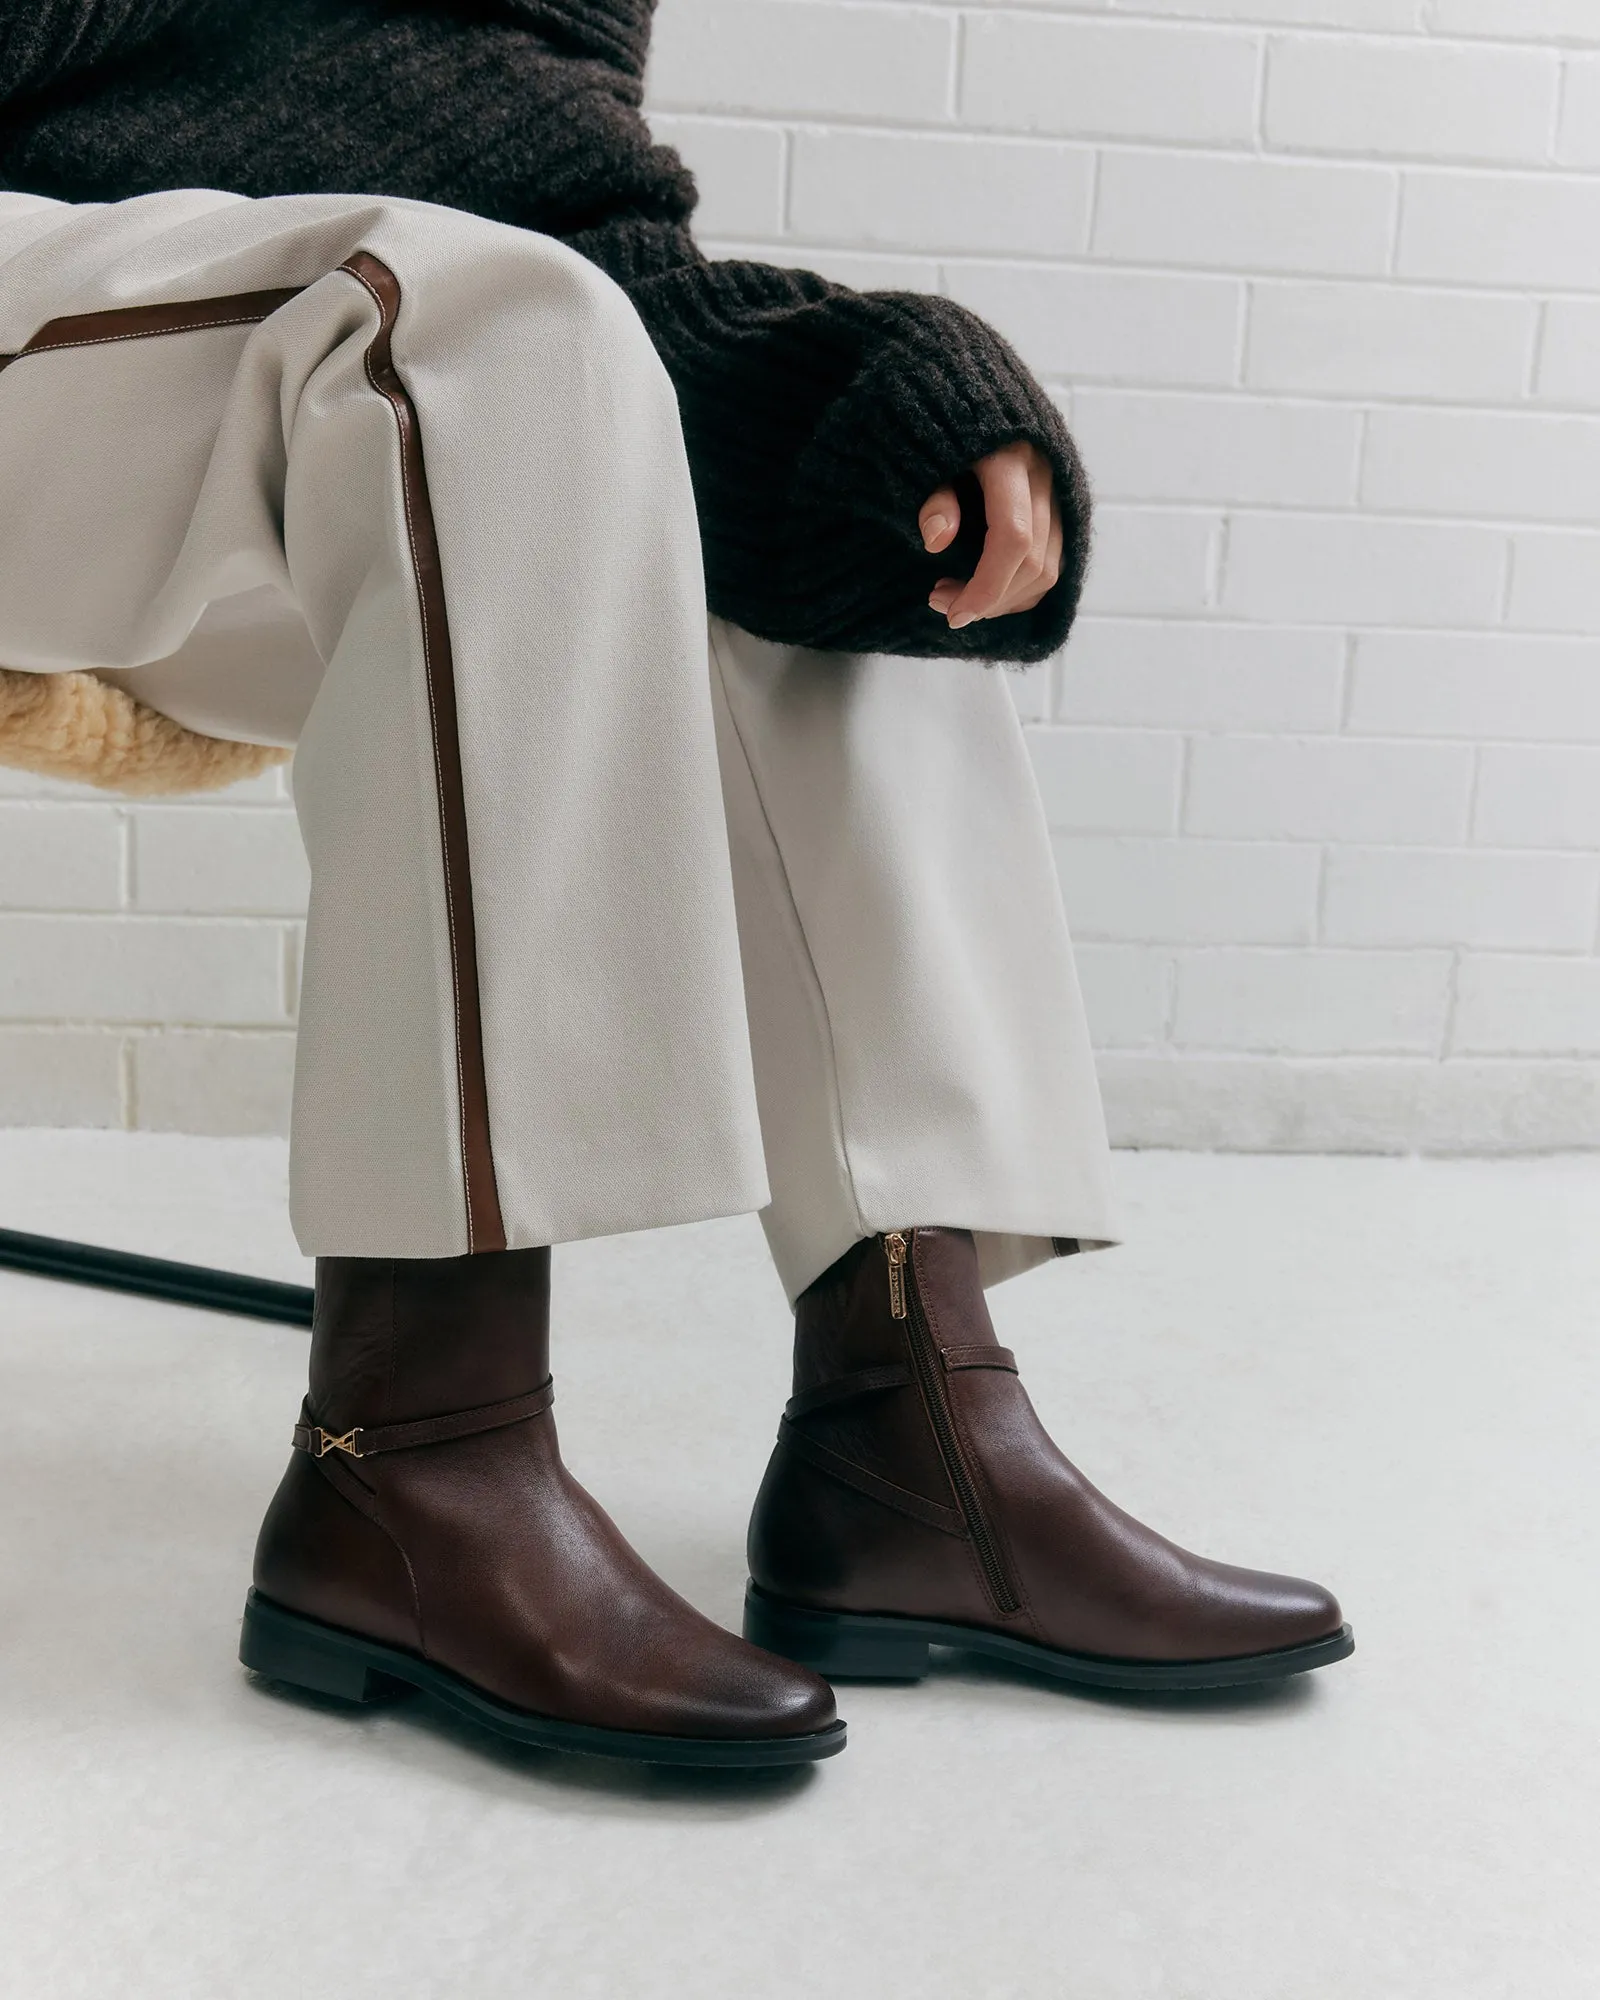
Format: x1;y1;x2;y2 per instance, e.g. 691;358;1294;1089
919;485;961;555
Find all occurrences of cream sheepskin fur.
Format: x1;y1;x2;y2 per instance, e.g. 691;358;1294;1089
0;666;289;795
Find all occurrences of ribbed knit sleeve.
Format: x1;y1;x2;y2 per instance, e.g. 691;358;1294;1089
0;0;1092;664
610;248;1092;663
479;0;654;78
0;0;206;105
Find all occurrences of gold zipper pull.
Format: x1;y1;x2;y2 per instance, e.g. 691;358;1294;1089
883;1231;908;1319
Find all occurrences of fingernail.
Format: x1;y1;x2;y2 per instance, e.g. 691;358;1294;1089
950;611;975;629
923;514;951;548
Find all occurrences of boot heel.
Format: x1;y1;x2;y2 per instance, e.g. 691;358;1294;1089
239;1590;408;1705
744;1585;930;1681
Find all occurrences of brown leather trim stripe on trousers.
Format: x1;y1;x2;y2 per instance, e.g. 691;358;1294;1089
0;261;508;1251
0;286;307;369
336;252;506;1251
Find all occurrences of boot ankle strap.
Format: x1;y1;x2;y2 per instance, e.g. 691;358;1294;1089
292;1379;554;1460
939;1345;1017;1374
784;1363;912;1422
782;1347;1016;1424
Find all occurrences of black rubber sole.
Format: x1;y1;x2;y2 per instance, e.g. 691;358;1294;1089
240;1589;847;1768
744;1583;1355;1692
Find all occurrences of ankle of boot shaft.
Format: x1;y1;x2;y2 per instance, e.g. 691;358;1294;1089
309;1249;551;1431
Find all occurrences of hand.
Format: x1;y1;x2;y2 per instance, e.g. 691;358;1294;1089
919;440;1063;630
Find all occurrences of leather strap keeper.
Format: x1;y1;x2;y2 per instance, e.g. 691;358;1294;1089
784;1362;913;1422
293;1379;555;1460
776;1416;966;1538
940;1344;1018;1373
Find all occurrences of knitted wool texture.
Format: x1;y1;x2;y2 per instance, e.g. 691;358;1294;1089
0;0;1092;663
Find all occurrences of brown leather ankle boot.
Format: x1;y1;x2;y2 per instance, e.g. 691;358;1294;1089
242;1249;842;1765
744;1228;1352;1691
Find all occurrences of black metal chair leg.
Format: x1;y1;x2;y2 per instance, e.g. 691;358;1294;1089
0;1226;313;1328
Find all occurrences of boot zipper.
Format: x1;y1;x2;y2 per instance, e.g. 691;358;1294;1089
885;1229;908;1319
883;1231;1020;1616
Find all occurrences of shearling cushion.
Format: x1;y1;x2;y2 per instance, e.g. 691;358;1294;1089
0;666;289;795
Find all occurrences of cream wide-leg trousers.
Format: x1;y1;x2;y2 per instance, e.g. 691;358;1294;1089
0;188;1114;1301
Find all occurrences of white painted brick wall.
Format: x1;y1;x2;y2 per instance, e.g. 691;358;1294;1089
1508;533;1600;631
1398;171;1600;287
1263;36;1560;163
1244;281;1535;401
1540;300;1600;405
0;767;300;1134
3;0;1598;1154
962;17;1262;142
1558;55;1600;169
1092;150;1398;272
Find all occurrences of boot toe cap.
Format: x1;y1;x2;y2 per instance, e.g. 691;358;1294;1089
1225;1568;1345;1654
723;1647;838;1738
1280;1576;1345;1647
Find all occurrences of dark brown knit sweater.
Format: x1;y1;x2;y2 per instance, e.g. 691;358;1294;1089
0;0;1091;661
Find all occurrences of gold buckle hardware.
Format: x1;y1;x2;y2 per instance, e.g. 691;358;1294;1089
313;1426;364;1458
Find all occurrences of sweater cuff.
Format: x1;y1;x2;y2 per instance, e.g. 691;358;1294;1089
619;254;1092;664
788;292;1092;663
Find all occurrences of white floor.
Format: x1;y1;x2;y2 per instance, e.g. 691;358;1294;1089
0;1133;1594;1999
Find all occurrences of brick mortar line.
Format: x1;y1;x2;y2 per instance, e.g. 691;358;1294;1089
1168;1043;1600;1061
1103;945;1521;958
1083;139;1102;252
1068;611;1599;637
1075;616;1600;636
0;1022;298;1033
1231;280;1252;385
1085;499;1600;532
0;1022;297;1035
1095;1059;1600;1074
1158;951;1178;1046
1050;387;1600;424
0;912;303;923
1204;516;1229;610
1080;511;1593;541
1028;727;1557;754
1071;934;1596;951
1250;30;1268;152
1337;631;1357;732
702;236;1600;299
1497;539;1518;625
117;1034;136;1129
889;7;1600;51
1060;839;1597;853
649;13;1594;56
711;0;1597;39
1053;836;1600;858
667;111;1600;180
1550;46;1573;162
1526;299;1551;397
1464;743;1486;845
17;841;1598;873
1174;732;1195;839
1056;734;1600;749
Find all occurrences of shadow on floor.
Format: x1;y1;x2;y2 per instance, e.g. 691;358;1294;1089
242;1669;825;1815
877;1642;1327;1721
243;1630;1322;1821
